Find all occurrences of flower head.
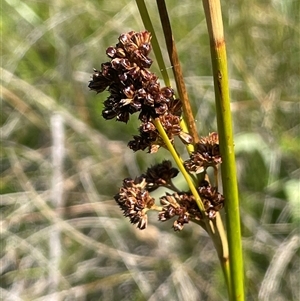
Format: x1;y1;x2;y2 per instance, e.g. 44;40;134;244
114;177;155;229
159;192;201;231
89;31;176;124
198;180;224;219
127;124;160;153
143;160;179;191
89;30;190;154
158;180;224;230
184;132;221;173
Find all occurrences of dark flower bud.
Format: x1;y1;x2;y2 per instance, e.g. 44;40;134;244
161;87;174;99
143;160;179;191
140;43;151;56
102;109;117;120
106;46;117;58
116;111;130;123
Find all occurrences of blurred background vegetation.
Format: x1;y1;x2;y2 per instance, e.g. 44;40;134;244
1;0;299;300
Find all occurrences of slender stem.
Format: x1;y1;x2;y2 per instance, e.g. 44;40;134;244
135;0;171;86
156;0;200;144
153;118;205;213
193;212;231;298
207;214;231;298
202;1;245;300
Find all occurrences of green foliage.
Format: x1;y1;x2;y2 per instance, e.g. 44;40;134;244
1;0;299;300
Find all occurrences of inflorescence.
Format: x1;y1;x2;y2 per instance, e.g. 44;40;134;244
89;30;224;231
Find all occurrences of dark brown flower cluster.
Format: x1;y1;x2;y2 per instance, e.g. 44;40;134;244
114;160;178;229
114;177;155;230
89;30;191;153
90;31;225;232
184;132;221;173
114;161;224;230
143;160;179;191
198;180;224;219
158;180;224;230
159;192;201;231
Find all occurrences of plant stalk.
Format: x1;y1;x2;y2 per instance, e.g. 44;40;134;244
156;0;200;144
153;118;205;214
202;0;245;300
135;0;171;86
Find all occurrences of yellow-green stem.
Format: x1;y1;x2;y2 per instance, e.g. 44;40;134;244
135;0;171;86
202;0;245;300
205;214;231;295
153;118;205;214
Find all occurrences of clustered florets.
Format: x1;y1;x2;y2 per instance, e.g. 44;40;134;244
90;31;224;231
143;160;179;191
198;180;224;219
89;30;191;153
114;177;154;230
158;180;224;231
113;160;224;231
184;132;221;173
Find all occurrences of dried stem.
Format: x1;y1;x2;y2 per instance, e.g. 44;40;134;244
156;0;200;144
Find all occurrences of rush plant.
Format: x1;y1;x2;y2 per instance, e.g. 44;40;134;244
89;1;244;300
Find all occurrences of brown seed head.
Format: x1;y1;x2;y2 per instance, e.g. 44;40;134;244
143;160;179;191
114;177;155;229
159;192;202;231
198;180;225;219
184;132;221;173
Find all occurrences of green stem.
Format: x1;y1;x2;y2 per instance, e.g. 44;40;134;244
206;214;231;298
135;0;171;86
193;213;231;298
153;118;205;214
202;0;245;300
